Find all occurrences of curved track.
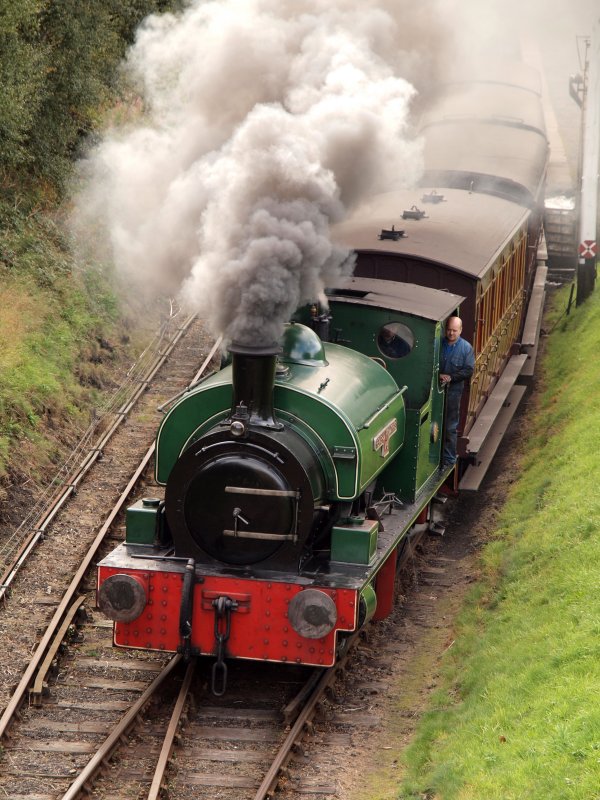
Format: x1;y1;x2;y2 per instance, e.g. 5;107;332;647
0;311;477;800
0;316;218;733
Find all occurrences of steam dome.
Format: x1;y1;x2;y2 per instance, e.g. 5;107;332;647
280;323;328;367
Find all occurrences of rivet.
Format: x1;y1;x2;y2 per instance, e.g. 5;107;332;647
161;600;168;607
162;585;169;593
282;656;287;662
283;626;288;632
265;610;271;617
146;613;153;620
160;614;167;622
297;642;302;648
295;657;301;663
265;625;270;631
146;627;152;634
264;639;269;645
160;628;166;635
148;599;153;606
309;647;315;653
282;640;288;647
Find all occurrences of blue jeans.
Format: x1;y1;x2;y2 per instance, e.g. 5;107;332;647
443;390;462;465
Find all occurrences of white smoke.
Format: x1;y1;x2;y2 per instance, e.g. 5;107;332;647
75;0;597;345
73;0;425;345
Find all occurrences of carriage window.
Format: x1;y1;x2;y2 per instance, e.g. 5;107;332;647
377;322;414;359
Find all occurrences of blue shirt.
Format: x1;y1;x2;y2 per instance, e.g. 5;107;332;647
441;336;475;395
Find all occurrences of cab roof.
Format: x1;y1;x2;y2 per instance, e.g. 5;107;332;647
326;276;464;323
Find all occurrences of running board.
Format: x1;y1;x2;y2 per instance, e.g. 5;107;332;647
520;264;547;381
522;264;547;347
463;354;528;457
459;385;527;492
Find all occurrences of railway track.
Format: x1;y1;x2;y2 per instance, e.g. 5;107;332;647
0;307;473;800
0;606;355;800
0;491;460;800
0;528;464;800
0;311;213;603
0;314;218;731
74;658;346;800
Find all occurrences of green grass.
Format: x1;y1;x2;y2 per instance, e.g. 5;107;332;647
399;285;600;800
0;2;184;493
0;195;125;482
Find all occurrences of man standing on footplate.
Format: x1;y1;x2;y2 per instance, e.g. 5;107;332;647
439;316;475;468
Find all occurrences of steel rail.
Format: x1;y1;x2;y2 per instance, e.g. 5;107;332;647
253;636;358;800
157;334;223;412
0;441;155;740
0;314;196;603
60;655;183;800
29;595;86;706
0;325;218;738
0;317;215;740
147;658;197;800
281;667;324;725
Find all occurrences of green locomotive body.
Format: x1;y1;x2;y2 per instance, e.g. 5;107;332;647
99;283;463;672
156;323;407;504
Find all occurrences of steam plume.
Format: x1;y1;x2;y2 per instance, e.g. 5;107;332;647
74;0;425;345
76;0;597;344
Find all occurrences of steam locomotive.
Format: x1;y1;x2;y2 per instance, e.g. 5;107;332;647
97;63;548;685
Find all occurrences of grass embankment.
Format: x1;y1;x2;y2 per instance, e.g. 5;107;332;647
0;2;183;502
399;286;600;799
0;191;126;495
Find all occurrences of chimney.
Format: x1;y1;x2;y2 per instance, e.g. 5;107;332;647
227;341;283;432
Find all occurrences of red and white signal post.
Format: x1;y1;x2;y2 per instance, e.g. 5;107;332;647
577;16;600;304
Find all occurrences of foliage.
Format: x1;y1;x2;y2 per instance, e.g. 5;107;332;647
0;2;47;169
0;0;181;189
0;1;183;483
398;286;600;800
0;204;122;480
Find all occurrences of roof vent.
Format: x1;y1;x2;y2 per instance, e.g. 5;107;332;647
402;206;427;220
421;190;445;204
379;225;406;241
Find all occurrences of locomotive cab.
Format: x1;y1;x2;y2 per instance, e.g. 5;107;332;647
297;277;465;502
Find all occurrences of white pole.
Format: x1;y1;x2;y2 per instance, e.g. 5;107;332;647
578;17;600;276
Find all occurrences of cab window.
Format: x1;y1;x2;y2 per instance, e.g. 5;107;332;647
377;322;414;359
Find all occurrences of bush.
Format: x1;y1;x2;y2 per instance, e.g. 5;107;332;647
0;0;182;495
1;0;181;190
